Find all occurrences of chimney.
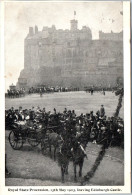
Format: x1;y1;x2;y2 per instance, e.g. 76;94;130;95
29;27;34;36
35;25;38;34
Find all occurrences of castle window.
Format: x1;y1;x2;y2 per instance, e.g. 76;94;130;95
52;39;57;44
66;59;72;63
39;42;42;47
53;57;56;62
85;51;88;57
73;50;77;57
67;42;70;47
66;49;72;57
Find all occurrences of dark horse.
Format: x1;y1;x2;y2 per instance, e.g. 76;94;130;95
57;141;70;183
72;141;87;182
58;140;87;183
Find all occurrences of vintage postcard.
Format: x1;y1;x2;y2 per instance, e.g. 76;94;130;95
0;0;131;194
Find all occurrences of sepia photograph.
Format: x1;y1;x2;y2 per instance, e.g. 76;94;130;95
0;0;131;193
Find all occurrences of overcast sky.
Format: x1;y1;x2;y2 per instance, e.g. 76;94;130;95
4;1;123;91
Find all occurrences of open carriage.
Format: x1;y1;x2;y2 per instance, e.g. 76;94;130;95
8;121;46;150
8;118;63;151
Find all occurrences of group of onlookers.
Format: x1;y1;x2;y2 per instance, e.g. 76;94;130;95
28;86;80;95
5;105;124;148
7;88;25;98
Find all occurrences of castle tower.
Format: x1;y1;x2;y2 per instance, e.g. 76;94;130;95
29;27;34;36
70;19;78;31
70;11;78;31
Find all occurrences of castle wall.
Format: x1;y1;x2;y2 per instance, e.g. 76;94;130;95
99;31;123;41
18;21;123;89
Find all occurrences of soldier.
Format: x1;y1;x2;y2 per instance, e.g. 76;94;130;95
72;110;76;118
19;106;22;112
29;110;35;121
53;108;56;115
103;89;105;95
40;88;42;97
63;108;67;114
18;109;24;121
100;105;105;118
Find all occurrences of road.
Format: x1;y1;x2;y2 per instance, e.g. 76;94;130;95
5;91;124;118
5;131;124;186
5;91;124;186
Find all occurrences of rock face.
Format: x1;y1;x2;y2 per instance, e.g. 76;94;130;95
17;19;123;89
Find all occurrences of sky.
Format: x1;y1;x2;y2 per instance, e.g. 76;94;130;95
4;1;123;91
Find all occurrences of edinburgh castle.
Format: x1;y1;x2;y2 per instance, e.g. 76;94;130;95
17;17;123;89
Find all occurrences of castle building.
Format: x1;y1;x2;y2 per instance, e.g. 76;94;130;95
17;17;123;89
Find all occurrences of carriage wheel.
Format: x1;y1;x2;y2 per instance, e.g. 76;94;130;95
8;130;23;150
28;132;40;147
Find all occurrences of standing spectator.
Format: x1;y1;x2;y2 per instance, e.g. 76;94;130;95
100;105;105;118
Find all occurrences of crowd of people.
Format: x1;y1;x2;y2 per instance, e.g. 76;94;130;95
7;84;121;99
7;88;25;98
5;105;124;148
6;85;80;98
28;86;80;95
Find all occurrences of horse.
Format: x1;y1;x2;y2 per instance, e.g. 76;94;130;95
58;140;87;183
72;140;87;182
41;131;63;160
57;141;71;183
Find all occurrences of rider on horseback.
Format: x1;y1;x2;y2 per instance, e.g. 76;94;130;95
71;136;87;158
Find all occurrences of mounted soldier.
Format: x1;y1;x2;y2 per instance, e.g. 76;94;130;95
100;105;105;118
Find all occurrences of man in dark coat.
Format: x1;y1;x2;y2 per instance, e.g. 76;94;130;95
100;105;105;118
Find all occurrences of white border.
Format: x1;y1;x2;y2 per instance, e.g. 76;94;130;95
123;0;131;192
0;1;131;194
0;1;6;195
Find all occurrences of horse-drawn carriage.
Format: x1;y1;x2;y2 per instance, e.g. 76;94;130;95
8;120;63;151
8;121;46;150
